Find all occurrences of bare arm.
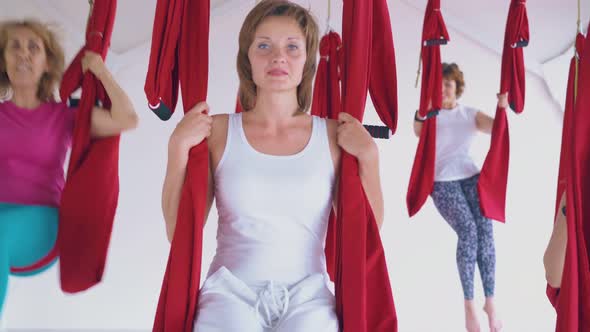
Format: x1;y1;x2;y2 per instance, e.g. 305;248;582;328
358;147;385;228
161;103;213;242
544;191;568;288
81;52;138;138
475;92;508;135
330;146;384;229
413;103;430;137
162;145;214;242
327;120;341;214
330;115;385;229
475;111;494;134
413;117;424;137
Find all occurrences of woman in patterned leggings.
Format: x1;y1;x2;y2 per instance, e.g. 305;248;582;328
414;63;506;332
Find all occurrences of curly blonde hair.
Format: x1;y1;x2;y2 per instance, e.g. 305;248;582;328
0;19;65;101
237;0;319;112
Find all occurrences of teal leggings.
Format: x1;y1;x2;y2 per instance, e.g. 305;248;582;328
0;203;59;316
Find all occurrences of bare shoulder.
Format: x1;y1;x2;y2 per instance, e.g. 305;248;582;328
325;118;339;141
209;114;229;145
325;118;339;138
209;114;230;170
324;118;341;170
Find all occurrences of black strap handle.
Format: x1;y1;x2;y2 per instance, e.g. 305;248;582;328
424;38;448;46
363;125;391;139
67;97;101;108
512;39;529;48
148;100;173;121
415;109;440;122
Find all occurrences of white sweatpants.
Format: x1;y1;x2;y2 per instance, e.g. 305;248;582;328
193;266;339;331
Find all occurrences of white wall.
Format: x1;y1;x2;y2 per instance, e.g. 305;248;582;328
2;1;564;331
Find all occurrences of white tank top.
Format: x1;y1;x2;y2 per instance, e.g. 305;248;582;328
435;104;480;182
208;113;336;286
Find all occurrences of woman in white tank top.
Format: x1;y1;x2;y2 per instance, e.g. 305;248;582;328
414;63;506;332
161;1;385;331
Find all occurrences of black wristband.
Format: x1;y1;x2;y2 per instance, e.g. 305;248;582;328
414;110;426;122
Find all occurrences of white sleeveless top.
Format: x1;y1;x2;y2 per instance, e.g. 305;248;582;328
435;104;480;182
208;113;336;286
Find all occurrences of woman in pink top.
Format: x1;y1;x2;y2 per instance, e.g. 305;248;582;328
0;19;138;316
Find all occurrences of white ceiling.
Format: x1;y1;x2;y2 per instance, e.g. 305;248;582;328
0;0;230;53
411;0;589;61
1;0;588;74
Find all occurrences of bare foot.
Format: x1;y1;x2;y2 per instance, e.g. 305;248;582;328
484;298;503;332
465;300;481;332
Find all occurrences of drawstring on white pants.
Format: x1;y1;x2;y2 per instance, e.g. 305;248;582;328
254;280;290;329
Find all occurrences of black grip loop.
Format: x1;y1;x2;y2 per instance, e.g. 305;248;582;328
149;100;173;121
363;125;391;139
424;38;448;46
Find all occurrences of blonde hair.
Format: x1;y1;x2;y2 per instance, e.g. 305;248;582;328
0;19;65;101
237;0;319;112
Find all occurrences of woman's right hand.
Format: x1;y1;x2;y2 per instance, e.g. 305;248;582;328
168;102;212;158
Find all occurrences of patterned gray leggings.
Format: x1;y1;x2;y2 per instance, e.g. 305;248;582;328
431;174;496;300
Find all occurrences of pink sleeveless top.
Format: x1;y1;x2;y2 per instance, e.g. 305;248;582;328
0;100;75;207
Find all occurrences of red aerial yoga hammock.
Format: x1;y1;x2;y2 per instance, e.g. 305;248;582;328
547;28;590;331
337;0;398;328
477;0;529;222
10;0;120;294
311;1;399;324
550;33;584;254
546;32;582;310
311;31;342;121
145;0;398;330
145;0;210;330
407;0;449;217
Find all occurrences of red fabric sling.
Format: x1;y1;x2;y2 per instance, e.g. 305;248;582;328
407;0;449;217
550;27;590;332
477;0;529;222
15;0;121;293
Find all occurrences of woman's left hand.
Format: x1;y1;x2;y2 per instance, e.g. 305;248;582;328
81;51;107;78
337;112;377;162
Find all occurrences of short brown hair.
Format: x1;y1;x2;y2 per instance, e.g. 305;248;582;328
237;0;319;112
0;19;65;101
442;62;465;98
